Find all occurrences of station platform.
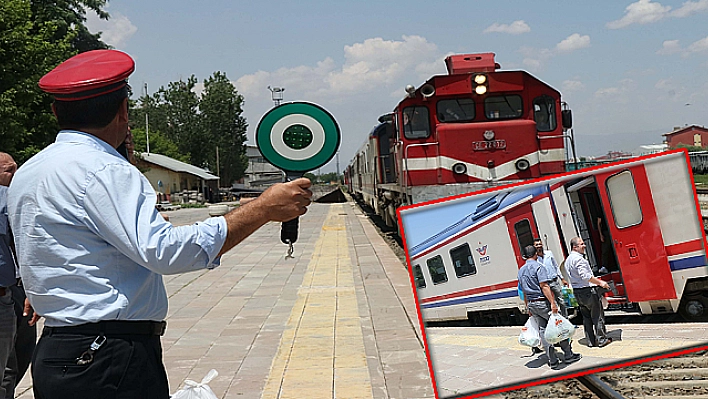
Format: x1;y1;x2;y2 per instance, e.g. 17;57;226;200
16;202;434;399
426;321;708;398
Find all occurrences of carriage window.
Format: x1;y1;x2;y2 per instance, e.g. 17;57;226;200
413;264;426;288
426;255;448;284
533;95;557;132
437;99;475;122
485;95;523;120
514;219;534;254
450;243;476;277
606;171;642;228
403;106;430;139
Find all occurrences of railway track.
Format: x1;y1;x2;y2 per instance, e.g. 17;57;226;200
503;348;708;399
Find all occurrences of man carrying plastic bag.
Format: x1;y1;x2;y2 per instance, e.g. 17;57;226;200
518;245;582;369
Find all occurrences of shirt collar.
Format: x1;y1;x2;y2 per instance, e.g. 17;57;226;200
55;130;124;159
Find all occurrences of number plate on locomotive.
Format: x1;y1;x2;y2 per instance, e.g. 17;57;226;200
473;140;506;151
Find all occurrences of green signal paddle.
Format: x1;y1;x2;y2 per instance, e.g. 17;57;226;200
256;102;341;256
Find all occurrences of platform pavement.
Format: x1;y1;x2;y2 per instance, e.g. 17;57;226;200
426;321;708;398
16;202;434;398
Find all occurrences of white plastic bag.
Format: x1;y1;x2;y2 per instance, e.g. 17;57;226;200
544;313;575;344
518;316;541;348
172;369;219;399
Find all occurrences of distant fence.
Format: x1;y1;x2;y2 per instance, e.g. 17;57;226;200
690;151;708;174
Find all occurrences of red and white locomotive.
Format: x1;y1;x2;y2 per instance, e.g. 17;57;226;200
345;52;574;227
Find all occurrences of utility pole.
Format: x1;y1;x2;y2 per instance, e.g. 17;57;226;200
144;83;150;154
215;146;220;177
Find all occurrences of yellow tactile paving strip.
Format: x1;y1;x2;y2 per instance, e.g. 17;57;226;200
261;205;373;399
427;334;705;360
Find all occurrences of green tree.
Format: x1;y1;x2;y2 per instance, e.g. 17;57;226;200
676;143;706;152
130;127;189;163
160;76;204;166
0;0;109;164
200;72;248;185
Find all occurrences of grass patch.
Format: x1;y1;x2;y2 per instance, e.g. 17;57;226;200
694;174;708;185
180;203;206;209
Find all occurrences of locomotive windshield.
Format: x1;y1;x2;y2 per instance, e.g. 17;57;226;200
403;106;431;139
436;98;475;122
484;95;523;120
533;95;557;132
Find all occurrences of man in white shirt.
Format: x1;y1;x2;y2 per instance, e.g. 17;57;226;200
565;237;612;348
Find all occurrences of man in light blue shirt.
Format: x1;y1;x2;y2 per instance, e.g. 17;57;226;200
8;50;313;399
534;237;567;317
518;245;580;369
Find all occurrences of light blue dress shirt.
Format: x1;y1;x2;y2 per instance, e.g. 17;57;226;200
7;131;228;327
538;250;561;280
517;258;551;301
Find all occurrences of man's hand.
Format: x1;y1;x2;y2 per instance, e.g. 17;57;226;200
254;178;313;222
217;178;313;257
550;301;559;314
23;298;40;326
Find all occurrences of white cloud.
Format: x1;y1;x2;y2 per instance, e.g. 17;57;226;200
594;79;636;102
562;80;585;92
656;40;682;55
687;36;708;53
556;33;591;53
235;36;439;102
656;36;708;57
606;0;671;29
670;0;708;17
85;10;137;49
483;20;531;35
522;58;542;71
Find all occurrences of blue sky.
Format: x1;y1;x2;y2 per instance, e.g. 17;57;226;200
87;0;708;173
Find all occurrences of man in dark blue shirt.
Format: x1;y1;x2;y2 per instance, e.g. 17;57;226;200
518;245;581;369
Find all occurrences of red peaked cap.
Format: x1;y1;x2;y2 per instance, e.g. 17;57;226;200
39;49;135;101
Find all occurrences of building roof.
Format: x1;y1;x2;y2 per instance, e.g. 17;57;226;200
140;153;219;181
663;125;708;137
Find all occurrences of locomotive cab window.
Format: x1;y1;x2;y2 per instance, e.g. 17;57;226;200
403;106;431;139
437;99;475;122
485;95;523;120
514;219;534;255
426;255;448;284
606;170;642;228
413;264;426;288
450;243;476;277
533;95;557;132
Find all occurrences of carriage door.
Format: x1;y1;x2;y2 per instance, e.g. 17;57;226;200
505;203;539;267
594;167;676;302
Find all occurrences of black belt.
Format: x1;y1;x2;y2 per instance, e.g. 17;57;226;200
529;297;547;302
45;320;166;336
573;286;593;291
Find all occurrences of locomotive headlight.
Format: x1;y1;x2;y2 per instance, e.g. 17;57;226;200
473;74;487;84
475;85;487;95
452;162;467;175
515;159;531;171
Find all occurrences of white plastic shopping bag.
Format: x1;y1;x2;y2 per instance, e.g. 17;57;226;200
172;369;219;399
518;316;541;348
544;313;575;344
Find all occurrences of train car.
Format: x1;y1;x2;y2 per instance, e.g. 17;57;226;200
346;52;574;227
399;150;708;325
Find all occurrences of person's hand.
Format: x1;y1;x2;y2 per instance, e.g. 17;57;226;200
23;298;40;327
562;279;569;287
551;301;559;314
601;281;610;290
256;178;312;222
